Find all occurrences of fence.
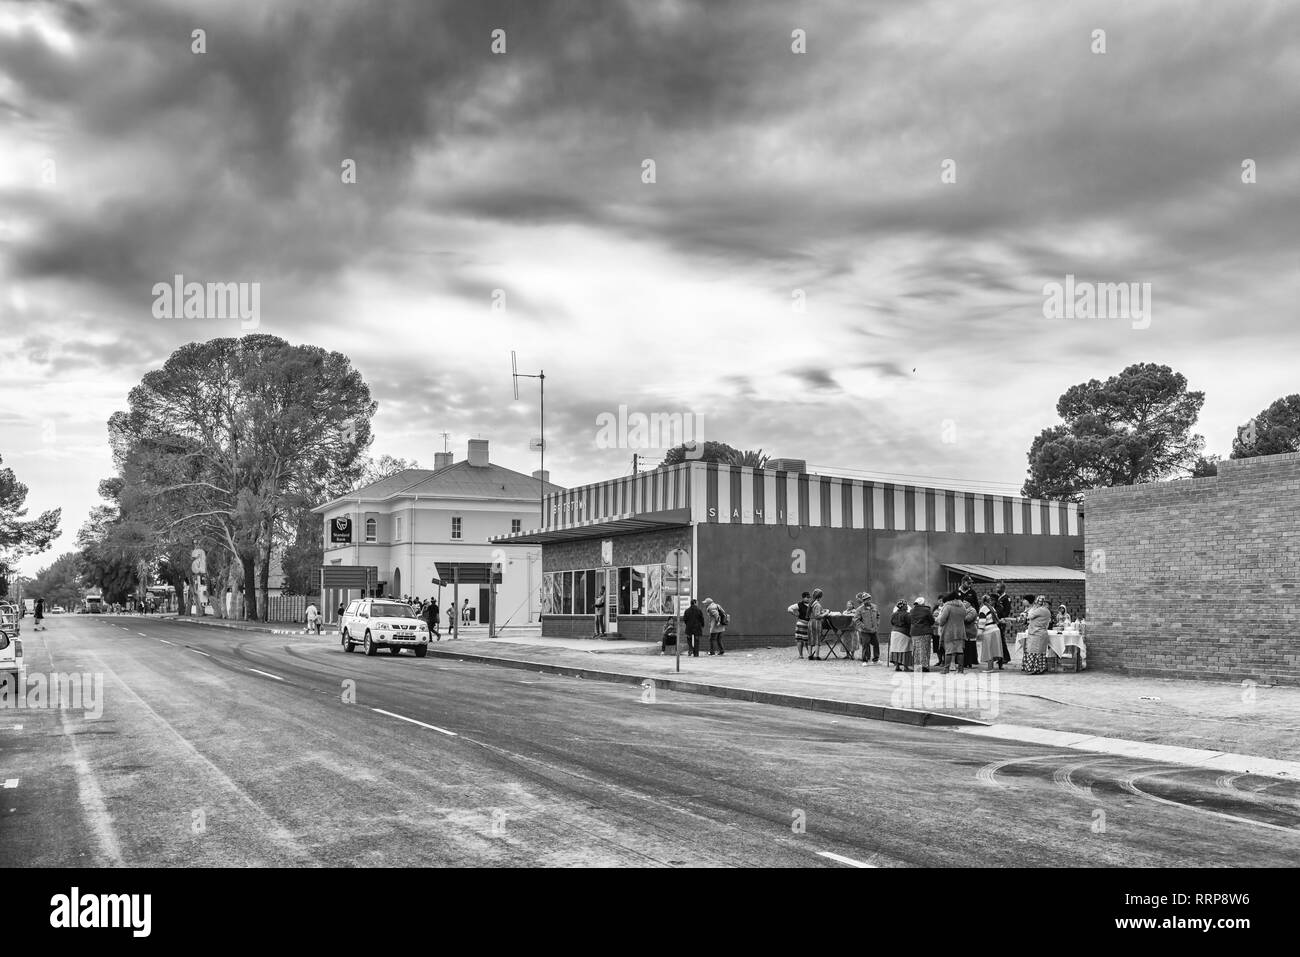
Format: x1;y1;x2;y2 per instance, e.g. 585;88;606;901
263;595;321;623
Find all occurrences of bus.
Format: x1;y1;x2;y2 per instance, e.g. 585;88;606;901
83;590;104;614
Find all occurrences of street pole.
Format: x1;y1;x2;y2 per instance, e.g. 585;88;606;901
675;552;682;674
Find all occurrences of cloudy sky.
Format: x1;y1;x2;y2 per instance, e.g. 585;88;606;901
2;0;1298;573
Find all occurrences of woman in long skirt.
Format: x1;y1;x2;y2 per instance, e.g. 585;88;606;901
888;600;913;671
907;597;935;672
977;595;1002;671
1021;595;1052;674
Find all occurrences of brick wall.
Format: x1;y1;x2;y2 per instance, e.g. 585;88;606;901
1084;451;1300;684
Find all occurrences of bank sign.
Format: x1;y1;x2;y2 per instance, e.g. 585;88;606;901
330;517;353;544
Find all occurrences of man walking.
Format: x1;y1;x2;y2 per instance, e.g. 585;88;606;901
33;597;45;631
425;598;440;640
705;597;727;656
683;598;705;657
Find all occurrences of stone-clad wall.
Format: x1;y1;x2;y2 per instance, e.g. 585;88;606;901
1084;451;1300;684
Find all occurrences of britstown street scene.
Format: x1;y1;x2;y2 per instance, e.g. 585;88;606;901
0;0;1296;941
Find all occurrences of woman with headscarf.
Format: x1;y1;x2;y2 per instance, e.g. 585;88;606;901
936;592;972;674
977;593;1002;671
1022;595;1052;674
888;600;913;671
907;596;935;672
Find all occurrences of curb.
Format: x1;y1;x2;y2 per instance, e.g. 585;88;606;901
423;645;980;728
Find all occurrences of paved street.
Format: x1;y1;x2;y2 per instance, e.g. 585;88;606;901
2;615;1297;867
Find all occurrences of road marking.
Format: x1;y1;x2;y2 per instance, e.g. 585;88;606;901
247;668;284;681
7;725;21;731
371;708;457;736
2;779;17;788
189;649;211;658
137;632;148;637
159;639;174;645
817;850;876;868
1122;767;1299;833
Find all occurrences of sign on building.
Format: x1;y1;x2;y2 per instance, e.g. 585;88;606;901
330;517;353;543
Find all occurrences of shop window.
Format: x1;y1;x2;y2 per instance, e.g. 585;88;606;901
647;564;665;615
618;567;631;616
561;571;573;615
540;574;554;615
585;570;598;615
574;570;587;616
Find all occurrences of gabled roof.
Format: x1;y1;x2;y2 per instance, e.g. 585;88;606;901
314;461;564;512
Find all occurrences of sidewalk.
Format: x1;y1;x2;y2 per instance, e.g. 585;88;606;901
160;615;1300;774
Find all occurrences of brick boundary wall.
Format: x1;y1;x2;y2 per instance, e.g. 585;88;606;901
1084;451;1300;685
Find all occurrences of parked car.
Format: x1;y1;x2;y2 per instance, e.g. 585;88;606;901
51;606;65;614
0;602;20;637
339;599;430;657
0;604;21;680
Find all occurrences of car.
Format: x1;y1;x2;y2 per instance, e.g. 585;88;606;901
0;602;19;637
0;607;21;681
52;606;65;614
339;599;430;658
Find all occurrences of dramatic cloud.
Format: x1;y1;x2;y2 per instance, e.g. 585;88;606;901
1;0;1297;570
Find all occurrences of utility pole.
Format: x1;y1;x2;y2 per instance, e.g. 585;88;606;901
512;351;546;527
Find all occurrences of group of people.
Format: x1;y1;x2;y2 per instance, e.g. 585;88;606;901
791;577;1080;675
660;597;729;656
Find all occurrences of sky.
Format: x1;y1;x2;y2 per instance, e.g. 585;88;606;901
1;0;1297;574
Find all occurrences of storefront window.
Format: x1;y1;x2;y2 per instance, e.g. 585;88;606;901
574;571;587;616
647;564;664;615
548;573;561;616
540;574;554;615
629;566;647;614
561;571;573;615
586;571;598;614
618;567;631;616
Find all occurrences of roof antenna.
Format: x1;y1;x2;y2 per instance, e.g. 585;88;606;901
439;432;450;453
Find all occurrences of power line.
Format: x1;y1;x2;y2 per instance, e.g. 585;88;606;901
804;463;1024;493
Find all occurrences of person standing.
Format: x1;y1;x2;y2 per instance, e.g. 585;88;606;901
908;596;934;672
461;598;471;624
977;595;1001;671
705;598;727;656
683;598;705;657
33;597;45;631
425;598;440;640
790;591;812;659
593;587;607;638
842;597;862;661
447;604;457;635
888;600;913;671
956;576;979;613
993;582;1012;667
304;601;320;635
1022;595;1052;674
962;599;980;669
856;593;880;663
936;592;971;674
808;588;826;661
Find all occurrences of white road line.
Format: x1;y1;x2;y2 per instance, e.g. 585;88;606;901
136;632;148;637
7;725;22;731
189;649;211;658
371;708;457;736
247;668;284;682
3;779;18;789
817;850;876;868
159;639;174;645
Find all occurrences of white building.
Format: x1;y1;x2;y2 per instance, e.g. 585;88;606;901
313;439;561;626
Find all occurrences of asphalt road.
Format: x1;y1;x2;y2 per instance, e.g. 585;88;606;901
1;615;1297;867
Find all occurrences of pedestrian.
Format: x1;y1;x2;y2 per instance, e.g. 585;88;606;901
338;601;345;618
993;582;1012;667
304;601;321;635
660;616;677;655
855;592;880;664
807;588;826;660
1055;603;1072;629
841;597;861;660
593;586;607;638
447;604;456;634
1022;595;1052;674
425;598;440;640
936;592;971;674
683;598;705;657
461;598;471;624
888;600;913;671
789;591;812;659
34;597;45;631
956;576;980;614
962;598;980;669
704;597;727;656
908;596;934;672
977;594;1001;671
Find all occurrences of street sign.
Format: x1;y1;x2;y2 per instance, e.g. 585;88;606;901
330;517;353;543
529;437;545;451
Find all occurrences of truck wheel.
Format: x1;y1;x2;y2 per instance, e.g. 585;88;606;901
342;630;354;653
364;631;376;656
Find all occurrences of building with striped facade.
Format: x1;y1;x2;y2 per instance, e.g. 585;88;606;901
493;461;1085;644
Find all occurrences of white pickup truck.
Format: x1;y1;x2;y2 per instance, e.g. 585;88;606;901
0;604;22;686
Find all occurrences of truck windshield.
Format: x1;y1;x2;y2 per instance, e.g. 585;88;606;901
370;603;415;618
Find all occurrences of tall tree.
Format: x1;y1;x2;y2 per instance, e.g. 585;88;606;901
0;453;61;583
107;336;374;620
1230;394;1300;459
358;454;420;487
1022;363;1206;500
28;552;83;610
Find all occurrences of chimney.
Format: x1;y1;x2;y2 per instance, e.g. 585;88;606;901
467;438;489;468
532;469;550;484
434;451;453;471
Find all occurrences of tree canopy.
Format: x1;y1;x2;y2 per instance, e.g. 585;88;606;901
1022;363;1206;499
1231;394;1300;459
0;453;61;582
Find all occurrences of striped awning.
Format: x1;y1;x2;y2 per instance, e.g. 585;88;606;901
490;510;690;545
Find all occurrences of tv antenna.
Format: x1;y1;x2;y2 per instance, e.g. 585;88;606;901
439;432;450;453
511;351;546;525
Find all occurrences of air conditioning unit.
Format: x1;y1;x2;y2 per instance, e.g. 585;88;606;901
765;458;807;473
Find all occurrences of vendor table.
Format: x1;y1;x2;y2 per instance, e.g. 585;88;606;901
1047;628;1087;671
815;613;855;659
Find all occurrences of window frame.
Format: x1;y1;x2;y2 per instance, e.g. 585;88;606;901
451;516;462;540
364;518;377;543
